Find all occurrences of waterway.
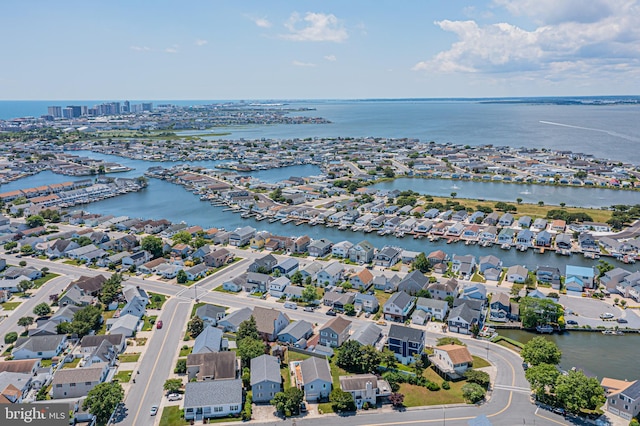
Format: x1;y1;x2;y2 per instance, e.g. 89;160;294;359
371;178;640;208
498;329;640;381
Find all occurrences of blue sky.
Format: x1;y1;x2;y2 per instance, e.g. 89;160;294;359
2;0;638;99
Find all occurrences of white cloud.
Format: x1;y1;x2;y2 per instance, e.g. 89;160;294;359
281;12;348;42
165;46;179;54
246;15;272;28
414;0;640;81
292;60;317;67
194;39;208;46
324;55;337;61
130;46;151;52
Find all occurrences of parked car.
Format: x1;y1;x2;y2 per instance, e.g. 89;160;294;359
150;405;158;416
617;318;628;323
300;402;307;413
156;320;163;329
303;306;315;312
566;320;578;325
600;313;614;319
167;393;182;401
326;309;337;316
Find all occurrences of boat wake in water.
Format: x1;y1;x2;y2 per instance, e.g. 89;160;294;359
539;120;640;143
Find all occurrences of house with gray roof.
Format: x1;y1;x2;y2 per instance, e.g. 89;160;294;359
298;356;332;401
353;292;379;313
460;283;487;302
12;335;67;360
397;270;429;296
277;320;314;347
387;324;425;365
383;291;416;322
316;262;344;287
605;379;640;421
478;255;502;274
506;265;529;283
348;240;375;264
308;238;332;257
415;297;449;321
299;261;323;282
217;307;253;332
273;258;299;277
251;355;282;403
106;314;139;337
183;379;243;421
195;304;226;327
51;365;109;399
228;226;256;247
193;326;228;354
186;352;239;382
348;323;382;347
448;302;482;335
340;374;392;409
319;316;352;348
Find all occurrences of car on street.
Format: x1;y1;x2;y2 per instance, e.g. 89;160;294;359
600;313;614;319
325;309;337;316
552;407;566;416
617;318;628;323
303;306;315;312
300;402;307;413
566;320;578;325
376;320;387;326
167;393;182;401
150;405;158;416
156;320;163;329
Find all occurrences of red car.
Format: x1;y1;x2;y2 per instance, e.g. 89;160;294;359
156;320;163;329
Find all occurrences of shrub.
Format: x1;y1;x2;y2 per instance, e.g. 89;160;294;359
462;383;486;403
4;331;18;345
426;381;440;391
464;370;491;389
442;381;451;390
242;393;252;421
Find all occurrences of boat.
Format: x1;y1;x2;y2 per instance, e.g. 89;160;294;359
536;324;554;334
623;255;636;264
584;251;600;259
377;229;386;236
501;243;511;250
602;329;624;335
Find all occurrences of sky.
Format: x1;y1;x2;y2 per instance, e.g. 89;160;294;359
2;0;639;100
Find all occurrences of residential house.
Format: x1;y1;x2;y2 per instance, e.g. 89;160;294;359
186;352;239;382
460;282;487;302
565;265;595;293
374;246;402;267
489;293;512;322
195;304;227;327
292;235;311;254
251;355;282;403
228;226;256;247
555;233;573;250
387;324;425;365
106;314;139;337
319;316;352;348
79;334;126;356
349;268;374;291
532;218;548;230
183;379;243;421
268;276;290;298
252;307;290;341
122;250;151;268
373;273;401;293
397;270;429;296
277;320;314;347
248;254;278;274
506;265;529;283
308;239;332;257
203;248;233;268
535;230;553;247
451;254;476;280
193;326;228;354
300;261;323;283
217;307;253;332
324;291;355;313
601;268;631;294
185;263;209;281
348;240;375;264
51;365;109;399
383;291;416;322
244;272;272;293
518;216;532;228
429;344;474;380
298;357;332;402
331;241;354;258
12;335;67;360
516;229;534;247
428;278;458;301
415;297;449;321
427;250;448;265
339;374;392;409
478;255;502;274
483;212;500;226
316;262;344;287
273;258;299;277
498;213;514;226
353;293;379;313
497;228;515;245
604;380;640;421
536;266;562;289
348;323;382;347
447;302;482;335
480;226;498;243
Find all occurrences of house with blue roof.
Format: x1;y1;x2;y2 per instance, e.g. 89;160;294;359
565;265;595;294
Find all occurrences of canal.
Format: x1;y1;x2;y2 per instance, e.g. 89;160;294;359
497;329;640;381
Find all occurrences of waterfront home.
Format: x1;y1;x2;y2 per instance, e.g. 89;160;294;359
534;230;552;247
616;272;640;297
52;365;108;399
250;231;271;250
269;276;290;298
218;307;253;333
536;266;562;289
228;226;256;246
480;226;498;243
353;292;379;313
384;216;402;231
331;240;354;258
445;222;465;237
428;278;458;300
416;297;448;321
253;306;290;342
578;232;598;251
349;268;374;290
506;265;529;283
292;235;311;253
212;230;230;245
427;250;448;265
532;218;547;231
193;326;228;354
349;323;382;347
603;379;640;421
451;254;476;280
183;379;243;421
424;208;440;219
518;216;532;228
297;357;332;402
483;212;500;226
462;224;480;239
600;268;631;294
555;233;573;250
369;215;387;229
308;238;332;257
398;217;417;232
448;302;481;335
383;291;416;322
397;270;429;295
317;262;344;287
340;374;392;409
273;258;299;277
415;219;433;233
478;255;502;274
498;213;514;227
349;240;375;264
248;254;277;274
429;344;474;380
12;335;67;360
387;324;424;365
251;355;282;403
565;265;595;291
497;228;515;244
516;229;534;246
374;246;402;267
490;293;513;322
319;316;352;348
460;283;487;302
203;248;233;268
355;213;376;227
469;211;484;224
277;320;313;347
195;304;226;327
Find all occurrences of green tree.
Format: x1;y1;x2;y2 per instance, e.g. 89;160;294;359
525;363;560;397
72;236;93;247
163;378;183;394
187;316;204;338
521;336;562;366
337;341;381;374
415;288;432;299
174;359;187;374
555;369;605;413
413;252;430;273
4;331;18;344
462;383;486;403
4;241;17;250
383;167;395;178
290;271;303;285
83;382;124;425
237;337;266;368
301;285;318;303
18;280;33;293
237;316;259;341
596;260;614;278
141;235;163;258
172;231;192;245
18;316;34;332
99;273;123;305
343;303;356;316
33;302;52;317
463;370;490;388
25;214;45;228
271;388;304;416
20;244;34;255
519;297;563;329
71;304;103;337
380;348;397;369
516;198;523;205
451;192;457;199
330;389;356;412
176;269;188;284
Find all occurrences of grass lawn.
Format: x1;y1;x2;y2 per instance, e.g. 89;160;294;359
63;358;81;369
113;370;133;383
142;315;158;331
374;289;392;308
97;310;117;334
159;406;188;426
318;402;335;414
147;293;168;310
190;302;207;318
472;356;491;368
496;340;522;353
399;366;467;407
33;273;60;289
118;353;141;363
40;359;52;367
285;351;310;363
281;366;292;391
0;301;21;310
329;358;349;389
213;285;240;294
179;346;192;357
134;338;147;346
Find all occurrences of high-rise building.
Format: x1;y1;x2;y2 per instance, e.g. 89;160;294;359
62;107;74;119
122;100;130;113
66;105;82;118
47;106;62;118
81;106;89;116
141;102;153;111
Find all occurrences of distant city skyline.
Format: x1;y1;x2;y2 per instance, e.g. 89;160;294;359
2;0;639;100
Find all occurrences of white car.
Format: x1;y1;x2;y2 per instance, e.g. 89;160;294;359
167;393;182;401
150;405;159;416
600;313;614;319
